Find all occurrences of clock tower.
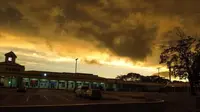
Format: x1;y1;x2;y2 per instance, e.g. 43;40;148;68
4;51;17;64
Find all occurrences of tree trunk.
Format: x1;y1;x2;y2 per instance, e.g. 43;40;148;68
188;76;196;96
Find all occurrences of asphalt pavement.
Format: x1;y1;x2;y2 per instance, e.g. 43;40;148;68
2;88;196;112
1;89;70;106
0;88;165;112
0;88;128;106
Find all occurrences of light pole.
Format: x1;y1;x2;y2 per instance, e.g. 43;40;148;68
167;61;172;82
75;58;78;74
157;67;160;76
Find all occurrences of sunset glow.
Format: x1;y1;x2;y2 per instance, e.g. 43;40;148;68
0;0;199;79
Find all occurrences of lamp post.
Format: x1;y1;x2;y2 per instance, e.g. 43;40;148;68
157;67;160;76
44;73;47;77
167;61;172;82
75;58;78;74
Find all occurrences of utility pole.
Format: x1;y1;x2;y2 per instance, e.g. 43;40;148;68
75;58;78;74
167;61;172;82
157;67;160;76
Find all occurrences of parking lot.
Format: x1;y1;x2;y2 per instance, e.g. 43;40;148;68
0;88;198;112
0;88;132;106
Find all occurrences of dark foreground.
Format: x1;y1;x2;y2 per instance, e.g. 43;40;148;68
0;102;164;112
0;88;149;105
0;88;199;112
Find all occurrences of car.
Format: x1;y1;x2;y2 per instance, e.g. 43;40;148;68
17;87;27;92
75;85;89;97
85;89;102;100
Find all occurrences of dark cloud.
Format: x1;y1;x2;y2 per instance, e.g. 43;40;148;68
145;0;200;15
99;25;157;60
84;59;102;65
45;40;54;52
0;1;39;36
17;54;56;67
1;0;200;65
77;23;157;60
0;47;47;57
0;6;21;25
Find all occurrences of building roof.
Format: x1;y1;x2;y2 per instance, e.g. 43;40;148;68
26;70;94;76
5;51;17;58
0;62;24;67
22;70;105;81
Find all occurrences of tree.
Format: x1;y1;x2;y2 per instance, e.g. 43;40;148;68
173;80;184;83
116;73;169;83
140;76;151;82
116;73;142;82
140;75;169;83
116;75;127;81
159;29;200;95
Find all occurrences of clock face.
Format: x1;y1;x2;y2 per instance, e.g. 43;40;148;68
8;57;12;61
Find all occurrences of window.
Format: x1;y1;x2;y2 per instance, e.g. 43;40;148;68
61;82;65;87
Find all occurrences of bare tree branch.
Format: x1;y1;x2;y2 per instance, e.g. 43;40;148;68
175;27;186;39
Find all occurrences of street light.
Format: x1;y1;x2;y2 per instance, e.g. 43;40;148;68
157;67;160;76
167;61;172;82
44;73;47;77
75;58;78;73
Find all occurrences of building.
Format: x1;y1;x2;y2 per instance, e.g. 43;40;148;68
0;51;116;90
0;51;189;91
0;51;25;87
0;51;25;72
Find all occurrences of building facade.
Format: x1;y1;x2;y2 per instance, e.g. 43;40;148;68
0;51;188;91
0;51;25;87
0;51;115;90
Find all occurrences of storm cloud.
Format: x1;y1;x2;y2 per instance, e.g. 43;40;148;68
0;0;200;66
84;59;102;65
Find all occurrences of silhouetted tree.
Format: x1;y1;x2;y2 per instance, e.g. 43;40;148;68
140;75;169;83
116;73;142;82
159;28;200;95
140;76;151;82
116;74;128;81
173;80;184;83
192;53;200;87
116;73;169;83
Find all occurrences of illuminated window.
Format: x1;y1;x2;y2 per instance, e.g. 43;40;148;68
8;57;12;61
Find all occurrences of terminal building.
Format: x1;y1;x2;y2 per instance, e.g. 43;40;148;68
0;51;188;91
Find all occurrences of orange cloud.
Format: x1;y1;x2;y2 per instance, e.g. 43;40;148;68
1;0;200;78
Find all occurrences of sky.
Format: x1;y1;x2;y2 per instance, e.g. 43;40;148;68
0;0;200;79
